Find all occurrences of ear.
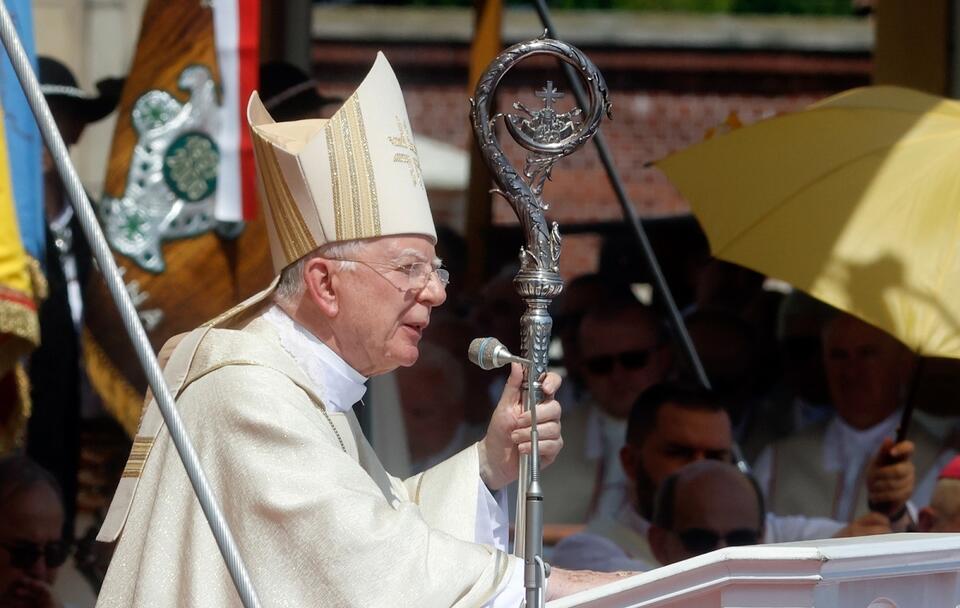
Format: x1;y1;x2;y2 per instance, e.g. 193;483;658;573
303;256;340;317
648;525;669;567
918;506;937;532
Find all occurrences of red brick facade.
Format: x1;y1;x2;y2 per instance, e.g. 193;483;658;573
311;40;871;278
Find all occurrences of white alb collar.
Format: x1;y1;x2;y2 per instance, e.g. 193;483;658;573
822;408;901;472
262;304;367;413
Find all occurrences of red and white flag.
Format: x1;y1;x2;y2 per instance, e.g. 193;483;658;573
213;0;260;222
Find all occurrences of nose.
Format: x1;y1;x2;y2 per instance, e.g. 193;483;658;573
417;272;447;306
25;555;48;581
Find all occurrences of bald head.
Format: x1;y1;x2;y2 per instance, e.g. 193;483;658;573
920;478;960;533
650;460;764;566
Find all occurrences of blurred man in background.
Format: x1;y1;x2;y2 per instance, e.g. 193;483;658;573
754;311;948;525
542;292;672;524
648;460;764;566
552;383;909;572
0;456;69;608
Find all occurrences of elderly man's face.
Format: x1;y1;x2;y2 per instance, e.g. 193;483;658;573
822;314;911;429
333;235;446;376
0;483;65;600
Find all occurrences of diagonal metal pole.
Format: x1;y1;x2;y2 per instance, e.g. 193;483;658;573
0;3;263;606
531;0;711;392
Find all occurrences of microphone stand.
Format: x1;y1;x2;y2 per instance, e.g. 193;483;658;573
470;36;610;607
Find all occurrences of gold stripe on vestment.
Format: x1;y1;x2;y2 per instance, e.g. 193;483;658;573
122;435;155;478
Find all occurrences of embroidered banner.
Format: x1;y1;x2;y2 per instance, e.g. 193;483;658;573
85;0;270;434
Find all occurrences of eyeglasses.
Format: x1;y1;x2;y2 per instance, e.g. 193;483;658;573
675;528;760;554
335;259;450;293
583;349;652;375
1;540;71;570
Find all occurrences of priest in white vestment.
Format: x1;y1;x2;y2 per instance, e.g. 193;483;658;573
94;53;623;607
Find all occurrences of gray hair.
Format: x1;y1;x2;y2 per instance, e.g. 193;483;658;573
274;240;367;307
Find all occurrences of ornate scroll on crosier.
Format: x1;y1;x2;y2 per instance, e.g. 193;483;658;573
471;36;610;387
470;35;611;576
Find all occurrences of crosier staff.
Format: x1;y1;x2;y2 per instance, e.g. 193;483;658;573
470;35;610;608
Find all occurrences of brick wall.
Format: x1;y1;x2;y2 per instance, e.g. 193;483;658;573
311;40;871;278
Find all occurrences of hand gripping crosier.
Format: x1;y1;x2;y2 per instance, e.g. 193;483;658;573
470;35;610;607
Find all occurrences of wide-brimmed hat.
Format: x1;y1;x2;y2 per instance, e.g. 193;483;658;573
258;60;342;121
38;56;124;123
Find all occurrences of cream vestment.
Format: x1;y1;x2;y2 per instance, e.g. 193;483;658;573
96;311;518;607
754;411;951;522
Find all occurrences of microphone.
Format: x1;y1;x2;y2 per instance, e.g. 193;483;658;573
468;337;532;370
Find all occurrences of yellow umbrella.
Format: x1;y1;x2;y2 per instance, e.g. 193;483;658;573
657;85;960;360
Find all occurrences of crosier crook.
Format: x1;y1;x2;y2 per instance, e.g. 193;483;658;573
470;35;611;608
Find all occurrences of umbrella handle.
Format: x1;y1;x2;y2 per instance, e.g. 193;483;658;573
867;357;924;518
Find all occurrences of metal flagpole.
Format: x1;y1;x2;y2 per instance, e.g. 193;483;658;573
0;3;263;606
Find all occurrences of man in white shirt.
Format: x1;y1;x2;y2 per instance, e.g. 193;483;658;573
0;456;70;608
541;293;673;524
95;54;623;607
754;311;950;524
551;383;907;572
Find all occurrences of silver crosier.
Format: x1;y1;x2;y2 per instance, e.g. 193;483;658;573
470;35;611;607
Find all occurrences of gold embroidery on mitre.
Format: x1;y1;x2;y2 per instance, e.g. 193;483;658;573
250;132;317;265
324;122;345;240
121;435;154;478
324;95;381;241
389;117;422;188
342;106;364;240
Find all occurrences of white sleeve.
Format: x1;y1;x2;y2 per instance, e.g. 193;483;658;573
476;481;525;607
764;512;845;543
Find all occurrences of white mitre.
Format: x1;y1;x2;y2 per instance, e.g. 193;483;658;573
249;51;436;274
208;53;437;326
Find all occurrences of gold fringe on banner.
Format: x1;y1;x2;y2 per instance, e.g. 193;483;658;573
0;364;31;454
82;328;143;437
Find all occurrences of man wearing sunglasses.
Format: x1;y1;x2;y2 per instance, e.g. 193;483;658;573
552;383;907;572
0;456;69;608
541;294;673;525
648;460;764;566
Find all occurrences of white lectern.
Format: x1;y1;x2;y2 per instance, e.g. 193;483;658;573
550;533;960;608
